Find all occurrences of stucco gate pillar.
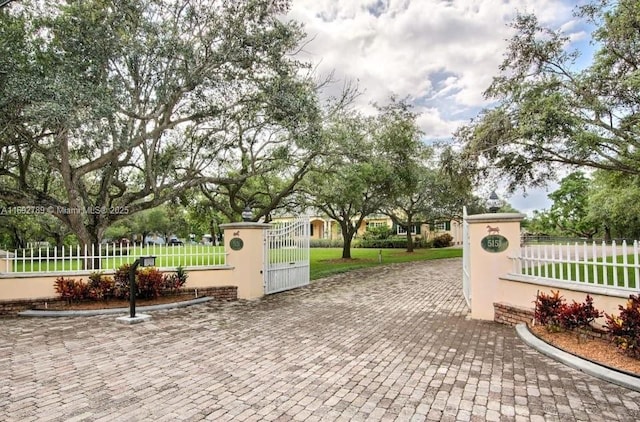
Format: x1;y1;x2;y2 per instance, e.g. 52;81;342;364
466;213;525;320
219;222;271;300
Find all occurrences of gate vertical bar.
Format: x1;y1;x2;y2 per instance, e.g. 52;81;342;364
462;206;471;308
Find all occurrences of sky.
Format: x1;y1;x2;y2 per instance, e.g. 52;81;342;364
287;0;597;215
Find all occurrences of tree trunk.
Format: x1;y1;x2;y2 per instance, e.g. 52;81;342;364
341;233;353;259
339;221;354;259
141;230;150;247
11;227;25;249
405;228;414;253
604;226;612;243
52;233;64;252
75;229;100;270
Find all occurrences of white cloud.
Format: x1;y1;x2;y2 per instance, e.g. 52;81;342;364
415;106;463;139
289;0;584;213
289;0;579;140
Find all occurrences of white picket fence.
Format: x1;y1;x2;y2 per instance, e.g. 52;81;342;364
510;240;640;291
1;243;227;274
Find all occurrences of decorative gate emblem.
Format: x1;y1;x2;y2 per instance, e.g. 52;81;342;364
486;225;500;234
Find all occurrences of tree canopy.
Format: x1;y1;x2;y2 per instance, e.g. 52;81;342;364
0;0;319;250
587;171;640;240
547;172;597;238
302;110;390;259
450;0;640;191
375;99;472;252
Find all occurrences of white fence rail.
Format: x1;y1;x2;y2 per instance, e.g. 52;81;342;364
510;240;640;291
1;243;227;274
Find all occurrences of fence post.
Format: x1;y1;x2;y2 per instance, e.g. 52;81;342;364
0;250;13;273
466;212;525;320
219;222;271;300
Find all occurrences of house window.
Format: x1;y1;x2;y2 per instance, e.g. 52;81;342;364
433;222;447;231
432;221;451;231
397;225;417;235
367;221;387;228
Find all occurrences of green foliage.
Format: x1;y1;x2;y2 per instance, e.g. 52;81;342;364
432;233;453;248
357;238;411;249
357;234;432;249
372;98;470;253
303;111;391;258
309;239;344;248
587;171;640;239
451;1;640;190
605;295;640;358
526;209;560;236
174;266;188;286
548;172;597;238
161;266;188;295
0;0;319;248
362;225;392;240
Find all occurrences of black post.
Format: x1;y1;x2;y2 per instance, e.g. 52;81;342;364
129;258;141;318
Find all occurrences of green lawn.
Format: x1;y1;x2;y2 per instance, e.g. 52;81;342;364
523;254;640;289
309;247;462;280
10;245;463;279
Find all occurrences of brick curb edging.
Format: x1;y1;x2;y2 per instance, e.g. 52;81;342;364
19;296;216;317
1;286;237;317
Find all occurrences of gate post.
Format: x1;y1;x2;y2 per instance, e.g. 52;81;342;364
465;212;525;320
219;222;271;300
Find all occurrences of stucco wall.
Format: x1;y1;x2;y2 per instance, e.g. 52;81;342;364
497;275;631;328
0;223;271;302
0;267;237;301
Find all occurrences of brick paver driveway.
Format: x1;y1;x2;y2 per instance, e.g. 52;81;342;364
2;259;640;421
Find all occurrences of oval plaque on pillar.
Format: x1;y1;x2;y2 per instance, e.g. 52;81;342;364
229;237;244;251
481;235;508;253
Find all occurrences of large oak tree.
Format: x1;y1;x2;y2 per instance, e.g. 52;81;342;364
0;0;318;255
302;111;391;259
375;99;472;252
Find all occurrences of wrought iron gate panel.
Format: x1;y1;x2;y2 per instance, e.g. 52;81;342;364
264;216;310;294
462;206;471;308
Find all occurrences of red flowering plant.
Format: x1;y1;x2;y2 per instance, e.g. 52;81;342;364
605;295;640;358
557;295;602;343
533;290;565;332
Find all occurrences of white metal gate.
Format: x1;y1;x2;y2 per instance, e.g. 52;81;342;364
264;216;310;294
462;206;471;308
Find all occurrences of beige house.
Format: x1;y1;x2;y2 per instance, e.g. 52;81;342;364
272;214;463;245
